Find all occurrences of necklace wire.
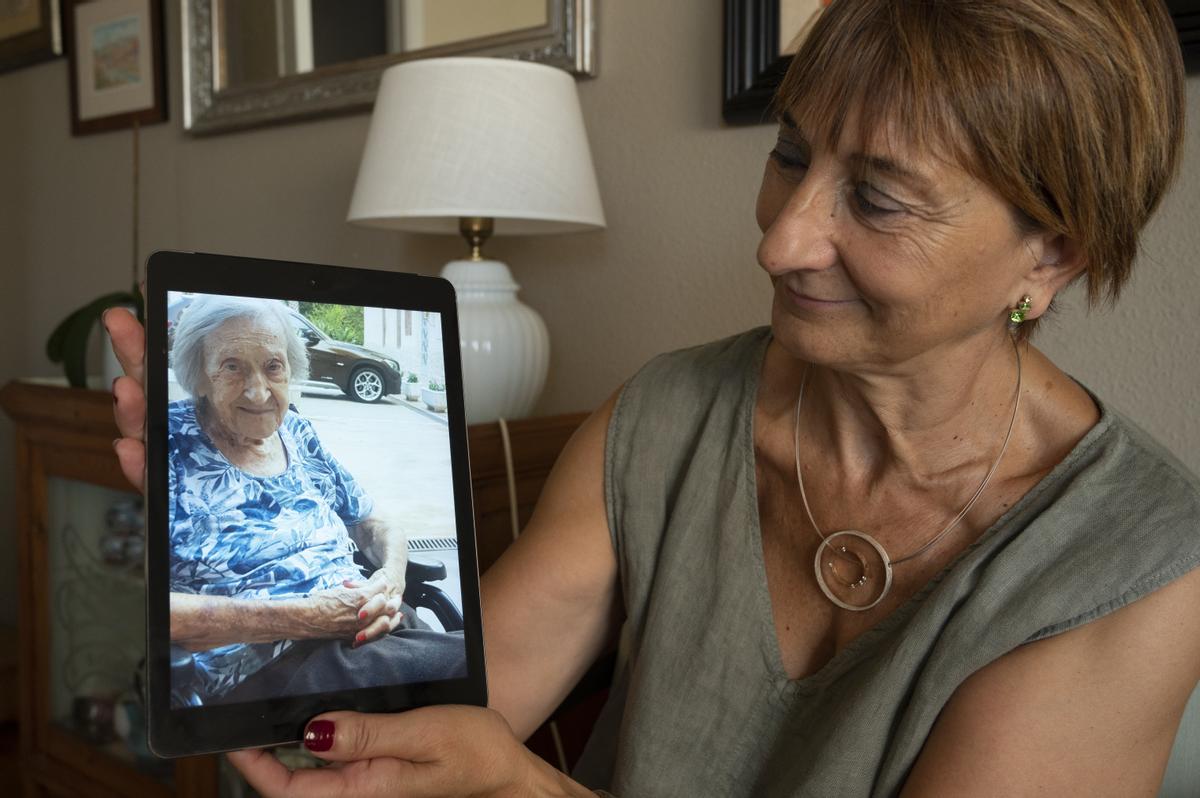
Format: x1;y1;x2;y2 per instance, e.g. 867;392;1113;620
793;336;1023;567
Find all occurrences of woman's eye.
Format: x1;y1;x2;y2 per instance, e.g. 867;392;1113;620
853;183;904;216
769;139;809;175
221;362;240;373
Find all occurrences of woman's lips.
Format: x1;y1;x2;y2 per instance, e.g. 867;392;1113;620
784;285;858;308
237;406;276;415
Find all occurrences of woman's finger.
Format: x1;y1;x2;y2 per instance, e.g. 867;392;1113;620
356;609;401;644
297;707;534;798
102;307;146;385
301;708;457;763
357;592;389;622
112;375;146;442
113;438;146;493
225;749;298;798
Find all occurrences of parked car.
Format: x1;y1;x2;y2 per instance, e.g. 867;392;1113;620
288;311;403;402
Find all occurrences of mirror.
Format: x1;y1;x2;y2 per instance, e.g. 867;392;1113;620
183;0;595;135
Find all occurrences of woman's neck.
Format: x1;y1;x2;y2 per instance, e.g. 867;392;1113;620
785;331;1024;489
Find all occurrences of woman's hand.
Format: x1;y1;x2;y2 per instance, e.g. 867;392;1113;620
227;705;596;798
343;567;406;645
105;307;149;491
303;578;402;643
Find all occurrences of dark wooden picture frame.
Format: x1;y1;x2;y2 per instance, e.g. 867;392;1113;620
723;0;789;126
0;0;62;73
64;0;166;136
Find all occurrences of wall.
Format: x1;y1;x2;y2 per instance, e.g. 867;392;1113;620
0;2;1197;629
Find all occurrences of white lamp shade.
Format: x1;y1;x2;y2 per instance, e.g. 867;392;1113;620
347;57;606;235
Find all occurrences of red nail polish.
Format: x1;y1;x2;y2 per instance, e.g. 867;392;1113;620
358;609;366;620
356;631;365;642
303;720;334;752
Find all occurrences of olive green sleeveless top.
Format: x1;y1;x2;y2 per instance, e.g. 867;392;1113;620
573;327;1200;797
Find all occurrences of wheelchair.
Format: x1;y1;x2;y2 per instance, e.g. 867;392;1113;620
169;554;462;708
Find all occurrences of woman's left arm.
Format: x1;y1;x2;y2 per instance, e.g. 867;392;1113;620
344;511;409;642
901;566;1200;797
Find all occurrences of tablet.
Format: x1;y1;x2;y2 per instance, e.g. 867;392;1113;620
143;251;486;757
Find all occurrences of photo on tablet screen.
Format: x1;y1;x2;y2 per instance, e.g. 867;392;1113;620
164;290;467;709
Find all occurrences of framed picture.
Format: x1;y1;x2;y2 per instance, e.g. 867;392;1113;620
64;0;166;135
0;0;62;73
723;0;830;125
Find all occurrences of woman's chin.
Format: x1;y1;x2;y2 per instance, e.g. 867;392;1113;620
230;418;285;442
771;303;862;367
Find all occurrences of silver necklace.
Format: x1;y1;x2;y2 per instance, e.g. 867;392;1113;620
792;338;1023;612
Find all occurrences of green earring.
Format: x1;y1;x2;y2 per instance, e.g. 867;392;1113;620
1009;295;1033;325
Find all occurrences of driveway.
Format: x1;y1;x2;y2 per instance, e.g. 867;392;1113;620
299;392;463;624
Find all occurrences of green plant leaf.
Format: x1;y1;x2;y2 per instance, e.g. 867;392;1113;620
48;291;141;388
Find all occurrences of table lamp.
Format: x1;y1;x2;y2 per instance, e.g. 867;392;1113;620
347;57;606;424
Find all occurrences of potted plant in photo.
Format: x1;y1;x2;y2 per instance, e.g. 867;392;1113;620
404;373;422;401
422;379;447;413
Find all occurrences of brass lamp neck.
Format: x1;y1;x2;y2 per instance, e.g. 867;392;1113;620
459;217;495;261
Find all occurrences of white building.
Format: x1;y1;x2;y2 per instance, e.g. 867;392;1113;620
362;307;446;386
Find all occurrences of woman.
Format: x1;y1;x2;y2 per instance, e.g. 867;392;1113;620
109;0;1199;794
165;295;465;706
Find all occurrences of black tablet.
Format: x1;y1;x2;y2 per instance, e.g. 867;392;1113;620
143;251;486;757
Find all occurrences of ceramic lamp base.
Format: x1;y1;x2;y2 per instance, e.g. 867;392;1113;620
440;258;549;425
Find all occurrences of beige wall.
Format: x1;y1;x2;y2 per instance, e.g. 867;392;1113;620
0;1;1197;627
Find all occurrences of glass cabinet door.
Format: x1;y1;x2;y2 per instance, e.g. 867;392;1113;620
46;477;172;786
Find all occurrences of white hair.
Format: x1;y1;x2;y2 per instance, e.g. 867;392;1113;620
171;295;309;398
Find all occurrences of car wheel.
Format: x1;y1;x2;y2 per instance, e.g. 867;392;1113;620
350;367;385;403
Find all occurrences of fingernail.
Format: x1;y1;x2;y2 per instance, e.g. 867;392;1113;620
112;377;120;396
303;720;334;752
358;610;366;620
101;308;111;330
112;439;121;451
356;631;366;642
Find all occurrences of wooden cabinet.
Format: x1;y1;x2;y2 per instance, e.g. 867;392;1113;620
1;381;592;797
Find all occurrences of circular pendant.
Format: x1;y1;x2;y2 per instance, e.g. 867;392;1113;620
813;530;894;611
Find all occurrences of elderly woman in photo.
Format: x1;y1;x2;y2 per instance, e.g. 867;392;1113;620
110;0;1200;794
166;295;464;707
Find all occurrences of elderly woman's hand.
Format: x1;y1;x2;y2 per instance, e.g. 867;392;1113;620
303;577;403;644
105;307;149;491
227;705;597;798
343;567;406;645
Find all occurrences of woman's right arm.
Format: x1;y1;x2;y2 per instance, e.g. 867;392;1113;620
171;584;391;651
480;389;623;740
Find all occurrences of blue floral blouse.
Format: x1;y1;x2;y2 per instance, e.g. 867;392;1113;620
168;399;373;703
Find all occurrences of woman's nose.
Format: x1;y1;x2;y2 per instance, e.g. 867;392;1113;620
242;370;270;403
756;175;841;278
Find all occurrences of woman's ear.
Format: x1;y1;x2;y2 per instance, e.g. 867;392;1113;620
1027;233;1087;300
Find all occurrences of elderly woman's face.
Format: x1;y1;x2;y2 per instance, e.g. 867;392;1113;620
756;109;1038;368
198;316;291;442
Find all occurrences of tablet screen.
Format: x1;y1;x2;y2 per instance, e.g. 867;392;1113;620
164;290;469;709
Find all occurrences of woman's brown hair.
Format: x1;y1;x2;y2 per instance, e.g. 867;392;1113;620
774;0;1186;333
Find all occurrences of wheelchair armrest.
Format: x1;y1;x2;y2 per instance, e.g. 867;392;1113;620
406;556;447;583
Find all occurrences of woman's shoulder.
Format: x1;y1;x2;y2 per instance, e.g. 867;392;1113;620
616;327;771;412
1000;395;1200;642
605;327;769;491
1087;398;1200;512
